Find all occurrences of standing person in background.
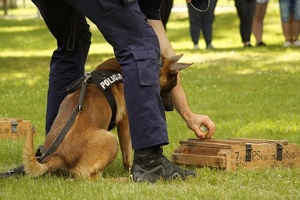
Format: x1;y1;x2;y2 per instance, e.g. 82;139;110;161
252;0;269;46
279;0;300;47
187;0;218;50
160;0;174;30
234;0;256;47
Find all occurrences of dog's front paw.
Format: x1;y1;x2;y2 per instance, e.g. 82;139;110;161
123;159;132;171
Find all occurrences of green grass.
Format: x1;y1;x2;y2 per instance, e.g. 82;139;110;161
1;1;300;199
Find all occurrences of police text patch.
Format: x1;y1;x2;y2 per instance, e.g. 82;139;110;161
98;73;122;92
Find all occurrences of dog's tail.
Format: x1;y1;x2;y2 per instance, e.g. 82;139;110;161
23;127;48;176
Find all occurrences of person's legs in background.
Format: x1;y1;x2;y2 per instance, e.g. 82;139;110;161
201;0;217;49
187;3;202;50
291;0;300;46
235;0;249;46
160;0;174;30
282;20;293;47
235;0;256;47
243;0;256;47
252;0;268;46
279;0;293;47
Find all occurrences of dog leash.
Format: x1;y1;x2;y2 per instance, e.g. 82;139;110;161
0;73;91;179
35;72;91;163
0;165;25;178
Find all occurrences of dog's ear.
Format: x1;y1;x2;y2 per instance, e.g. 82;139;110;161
168;54;193;76
171;62;193;72
169;54;184;63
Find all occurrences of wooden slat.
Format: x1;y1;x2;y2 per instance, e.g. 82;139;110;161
172;153;227;168
230;138;288;145
180;140;235;149
187;138;247;145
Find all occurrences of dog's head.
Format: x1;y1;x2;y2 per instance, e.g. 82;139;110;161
160;54;192;111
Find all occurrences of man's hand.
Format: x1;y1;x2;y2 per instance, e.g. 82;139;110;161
185;113;215;139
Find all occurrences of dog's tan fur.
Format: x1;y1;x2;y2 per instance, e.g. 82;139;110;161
23;54;191;179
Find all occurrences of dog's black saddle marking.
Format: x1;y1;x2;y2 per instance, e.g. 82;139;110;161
67;70;122;131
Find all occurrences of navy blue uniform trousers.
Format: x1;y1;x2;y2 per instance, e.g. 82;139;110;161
32;0;169;150
234;0;256;43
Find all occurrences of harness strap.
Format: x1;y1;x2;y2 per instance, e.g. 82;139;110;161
78;72;91;111
67;76;85;93
91;71;119;130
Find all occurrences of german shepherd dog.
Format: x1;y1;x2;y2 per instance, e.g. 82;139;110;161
23;54;192;179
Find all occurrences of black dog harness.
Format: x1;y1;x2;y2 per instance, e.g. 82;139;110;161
67;70;122;130
0;70;122;178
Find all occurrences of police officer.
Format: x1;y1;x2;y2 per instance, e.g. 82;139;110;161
33;0;196;182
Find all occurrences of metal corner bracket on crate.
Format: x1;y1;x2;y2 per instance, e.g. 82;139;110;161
0;118;32;139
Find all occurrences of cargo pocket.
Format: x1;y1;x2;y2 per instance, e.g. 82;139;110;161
133;50;159;86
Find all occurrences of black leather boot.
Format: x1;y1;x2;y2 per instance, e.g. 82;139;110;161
131;146;196;183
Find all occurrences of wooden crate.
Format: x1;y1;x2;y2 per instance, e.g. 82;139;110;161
172;138;300;171
0;118;32;139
